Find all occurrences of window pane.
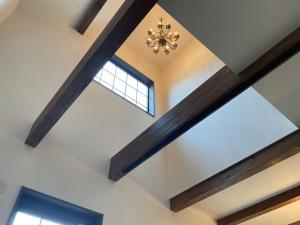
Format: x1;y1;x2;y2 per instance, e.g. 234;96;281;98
126;85;137;100
115;67;127;82
138;82;148;96
101;70;114;86
127;75;137;88
94;69;102;82
113;88;125;98
41;219;62;225
103;61;116;74
125;96;136;104
114;78;126;93
13;212;41;225
137;92;148;107
137;103;148;112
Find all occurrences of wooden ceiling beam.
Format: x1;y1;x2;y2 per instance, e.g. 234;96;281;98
75;0;107;34
170;130;300;212
289;220;300;225
108;27;300;182
217;185;300;225
25;0;158;147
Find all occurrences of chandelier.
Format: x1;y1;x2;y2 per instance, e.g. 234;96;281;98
146;18;180;55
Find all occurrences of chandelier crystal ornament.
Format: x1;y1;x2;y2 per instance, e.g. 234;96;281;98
146;18;180;55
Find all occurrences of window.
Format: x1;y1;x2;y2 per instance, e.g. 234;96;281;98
7;187;103;225
12;212;61;225
93;56;155;116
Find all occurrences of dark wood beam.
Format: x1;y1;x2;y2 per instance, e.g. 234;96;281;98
75;0;107;34
170;130;300;212
289;221;300;225
108;27;300;182
25;0;158;147
217;185;300;225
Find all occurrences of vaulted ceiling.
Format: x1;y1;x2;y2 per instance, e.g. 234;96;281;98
4;0;300;224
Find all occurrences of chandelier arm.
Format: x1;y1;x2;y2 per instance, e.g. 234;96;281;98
155;41;160;48
168;41;176;50
149;33;158;40
147;40;159;48
166;36;174;41
170;37;178;42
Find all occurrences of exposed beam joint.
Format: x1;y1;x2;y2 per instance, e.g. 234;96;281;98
108;27;300;182
75;0;107;34
217;185;300;225
25;0;158;147
170;130;300;212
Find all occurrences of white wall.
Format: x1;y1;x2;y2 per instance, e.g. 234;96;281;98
0;8;216;225
159;0;300;73
254;53;300;127
160;39;297;197
0;128;214;225
0;0;18;24
161;39;224;111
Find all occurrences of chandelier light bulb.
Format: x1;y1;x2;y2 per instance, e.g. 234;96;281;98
171;42;178;49
146;38;151;43
153;46;159;54
173;32;179;40
157;18;163;29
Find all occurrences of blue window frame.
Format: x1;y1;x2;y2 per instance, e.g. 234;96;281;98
7;187;103;225
93;55;155;116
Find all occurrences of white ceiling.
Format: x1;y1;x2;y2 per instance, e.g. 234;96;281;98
17;0;196;70
17;0;125;43
159;0;300;73
254;53;300;127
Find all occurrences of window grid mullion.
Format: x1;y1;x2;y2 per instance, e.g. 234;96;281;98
113;77;126;94
111;61;117;90
135;86;138;105
100;79;113;89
